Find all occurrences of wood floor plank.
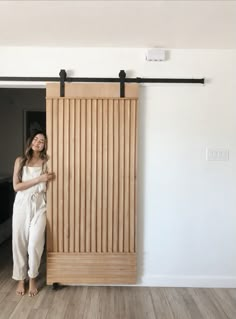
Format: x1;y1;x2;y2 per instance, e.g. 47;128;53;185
120;287;137;319
189;288;229;319
43;287;69;319
0;301;20;319
227;288;236;300
178;288;205;319
208;288;236;319
98;287;121;319
63;305;83;319
133;288;156;319
31;287;50;310
150;287;175;319
26;309;49;319
33;286;56;310
0;293;6;303
164;287;192;319
3;285;26;303
64;286;90;319
0;271;14;292
8;295;39;319
80;287;100;319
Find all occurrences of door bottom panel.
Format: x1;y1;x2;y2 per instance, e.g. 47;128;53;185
47;252;136;285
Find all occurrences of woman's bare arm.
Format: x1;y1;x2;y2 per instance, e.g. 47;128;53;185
13;157;54;192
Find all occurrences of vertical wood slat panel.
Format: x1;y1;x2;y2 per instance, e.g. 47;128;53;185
124;99;130;252
64;99;70;253
96;99;103;253
58;99;64;253
113;99;119;252
74;99;81;252
130;100;137;253
119;99;125;252
46;99;53;251
80;99;86;252
91;99;97;252
86;99;92;252
134;100;138;253
52;99;58;252
69;99;75;253
102;99;108;252
47;97;137;255
108;99;114;252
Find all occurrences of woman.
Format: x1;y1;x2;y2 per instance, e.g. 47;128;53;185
12;130;55;297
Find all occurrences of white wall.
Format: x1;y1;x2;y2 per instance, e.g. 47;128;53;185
0;47;235;287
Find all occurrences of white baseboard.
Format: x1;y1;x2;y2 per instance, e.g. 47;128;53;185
139;275;236;288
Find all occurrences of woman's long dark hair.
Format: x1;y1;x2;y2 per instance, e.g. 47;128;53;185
17;130;49;182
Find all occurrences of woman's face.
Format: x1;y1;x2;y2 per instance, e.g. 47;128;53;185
31;134;46;152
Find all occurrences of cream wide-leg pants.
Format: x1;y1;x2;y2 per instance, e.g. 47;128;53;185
12;191;46;280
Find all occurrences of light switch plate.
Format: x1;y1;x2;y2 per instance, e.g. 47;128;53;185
206;148;229;161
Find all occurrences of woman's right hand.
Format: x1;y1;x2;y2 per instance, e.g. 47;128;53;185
40;172;55;183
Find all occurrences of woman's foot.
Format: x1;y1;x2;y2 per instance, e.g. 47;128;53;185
16;280;25;296
29;278;38;297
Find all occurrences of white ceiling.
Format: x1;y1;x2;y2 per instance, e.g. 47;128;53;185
0;0;236;49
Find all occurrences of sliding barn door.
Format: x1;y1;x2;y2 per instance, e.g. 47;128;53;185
46;83;138;284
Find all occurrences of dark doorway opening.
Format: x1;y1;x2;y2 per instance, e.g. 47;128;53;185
0;88;46;244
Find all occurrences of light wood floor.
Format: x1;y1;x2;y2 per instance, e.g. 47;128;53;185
0;239;235;319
